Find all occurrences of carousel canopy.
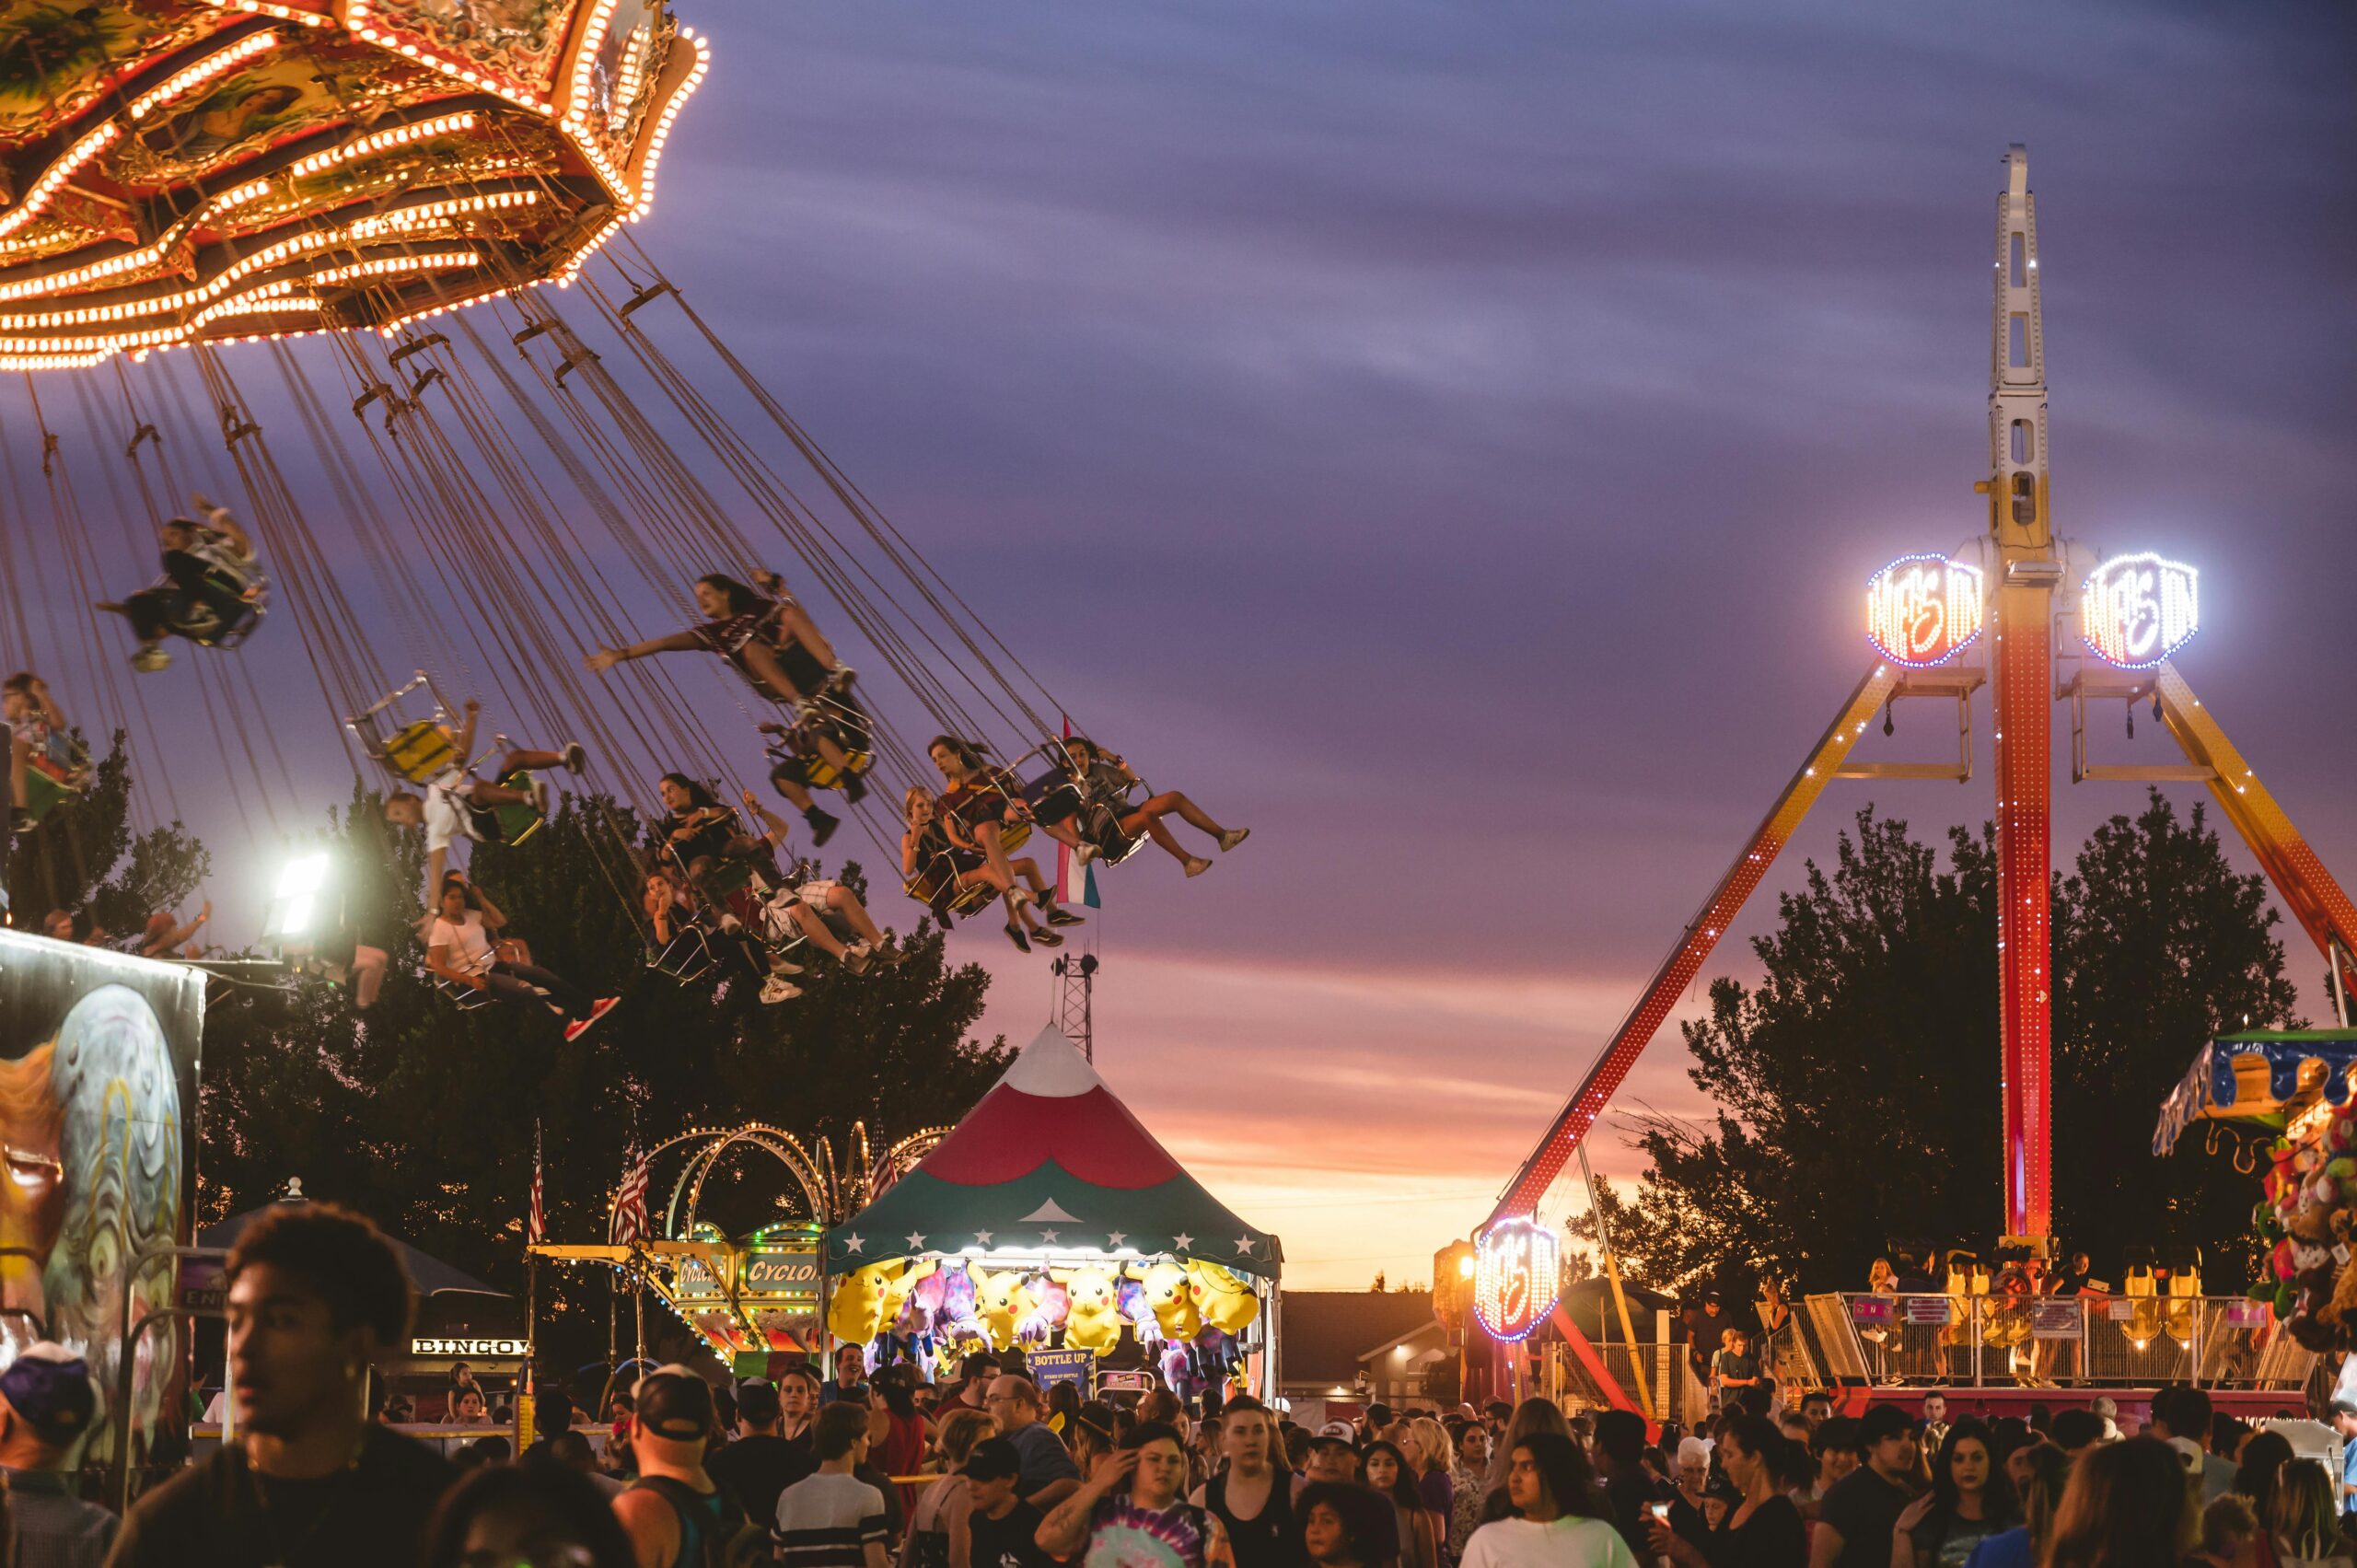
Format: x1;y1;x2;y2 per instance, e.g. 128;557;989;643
821;1026;1281;1279
0;0;705;366
2153;1029;2357;1156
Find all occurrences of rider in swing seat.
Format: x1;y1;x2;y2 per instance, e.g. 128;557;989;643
586;571;864;843
736;789;900;976
379;699;585;900
3;673;82;839
97;495;265;672
424;874;616;1040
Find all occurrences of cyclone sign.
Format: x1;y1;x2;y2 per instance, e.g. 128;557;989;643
1865;554;1985;668
1473;1218;1561;1343
2081;553;2199;669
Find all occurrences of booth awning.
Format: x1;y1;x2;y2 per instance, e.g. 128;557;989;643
821;1026;1280;1276
201;1193;509;1299
2153;1030;2357;1156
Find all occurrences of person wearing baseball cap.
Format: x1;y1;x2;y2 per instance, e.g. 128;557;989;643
614;1366;760;1568
0;1342;115;1565
1814;1403;1924;1568
963;1436;1054;1568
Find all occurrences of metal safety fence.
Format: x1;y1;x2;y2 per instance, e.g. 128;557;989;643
1805;1292;2314;1389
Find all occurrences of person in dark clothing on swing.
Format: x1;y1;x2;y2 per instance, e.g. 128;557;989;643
586;570;863;843
98;494;266;671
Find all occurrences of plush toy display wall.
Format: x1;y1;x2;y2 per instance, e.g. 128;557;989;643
2258;1104;2357;1351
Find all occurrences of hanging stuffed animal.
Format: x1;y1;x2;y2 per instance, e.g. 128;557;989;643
827;1263;892;1345
969;1263;1039;1352
1188;1260;1261;1335
1124;1260;1202;1342
1052;1266;1124;1358
1120;1277;1163;1346
876;1258;939;1331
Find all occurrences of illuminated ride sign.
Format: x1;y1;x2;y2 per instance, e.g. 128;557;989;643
1865;554;1986;668
1473;1218;1561;1343
2081;552;2199;669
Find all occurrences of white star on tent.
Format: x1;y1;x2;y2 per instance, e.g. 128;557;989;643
1106;1230;1128;1249
1039;1229;1062;1244
1172;1233;1193;1251
844;1235;865;1254
906;1232;927;1250
973;1230;994;1247
1235;1237;1255;1255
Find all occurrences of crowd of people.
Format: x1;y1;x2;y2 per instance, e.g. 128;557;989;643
0;1205;2340;1567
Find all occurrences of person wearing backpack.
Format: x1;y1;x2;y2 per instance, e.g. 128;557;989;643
615;1366;767;1568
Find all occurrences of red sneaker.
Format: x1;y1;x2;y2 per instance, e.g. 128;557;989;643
563;997;621;1043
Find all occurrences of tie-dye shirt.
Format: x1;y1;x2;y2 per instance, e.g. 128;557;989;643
1081;1496;1235;1568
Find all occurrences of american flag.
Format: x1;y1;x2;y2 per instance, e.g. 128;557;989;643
610;1142;651;1247
528;1122;546;1247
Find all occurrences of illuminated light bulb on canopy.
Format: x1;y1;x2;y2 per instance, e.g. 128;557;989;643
1864;553;1985;668
1473;1217;1560;1343
2080;552;2199;669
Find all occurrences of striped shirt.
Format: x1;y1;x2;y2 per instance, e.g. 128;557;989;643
775;1469;890;1568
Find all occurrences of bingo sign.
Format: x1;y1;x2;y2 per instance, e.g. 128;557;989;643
2081;553;2199;669
1473;1218;1561;1343
1865;554;1985;668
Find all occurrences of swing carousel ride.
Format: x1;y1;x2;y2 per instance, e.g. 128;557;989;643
0;0;1248;973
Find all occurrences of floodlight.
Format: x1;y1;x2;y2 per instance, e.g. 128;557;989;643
262;852;332;940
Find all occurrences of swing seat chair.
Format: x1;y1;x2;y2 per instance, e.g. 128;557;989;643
20;732;91;825
767;679;877;794
1020;744;1148;867
903;846;1004;922
347;672;548;843
435;942;538;1012
646;923;721;986
175;561;267;648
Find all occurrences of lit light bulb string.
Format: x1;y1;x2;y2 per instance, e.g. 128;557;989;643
0;3;708;362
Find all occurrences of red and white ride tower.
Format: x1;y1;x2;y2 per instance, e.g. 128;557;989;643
1478;146;2357;1317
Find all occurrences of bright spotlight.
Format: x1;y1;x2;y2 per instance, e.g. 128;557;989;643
262;852;332;940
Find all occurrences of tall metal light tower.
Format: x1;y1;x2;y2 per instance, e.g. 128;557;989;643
1984;144;2059;1249
1053;952;1098;1061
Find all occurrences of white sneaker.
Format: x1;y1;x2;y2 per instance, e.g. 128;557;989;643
1074;842;1100;865
760;977;803;1005
562;742;587;774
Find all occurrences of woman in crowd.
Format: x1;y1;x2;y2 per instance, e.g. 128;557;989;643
1450;1423;1493;1561
1894;1417;2018;1568
2268;1463;2353;1568
1301;1480;1406;1568
1647;1414;1804;1568
1364;1439;1441;1568
1957;1441;2065;1568
1460;1431;1636;1568
2234;1428;2293;1521
1406;1418;1458;1566
2040;1436;2194;1568
1066;1401;1117;1476
1666;1434;1713;1549
1485;1397;1573;1496
872;1367;931;1527
907;1406;993;1568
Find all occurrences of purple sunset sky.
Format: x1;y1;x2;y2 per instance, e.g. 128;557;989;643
646;0;2357;1284
6;0;2355;1289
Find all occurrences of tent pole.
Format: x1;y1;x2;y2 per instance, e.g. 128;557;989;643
1577;1144;1655;1423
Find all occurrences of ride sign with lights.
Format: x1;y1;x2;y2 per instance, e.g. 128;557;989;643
2081;553;2198;669
1865;554;1985;668
1473;1218;1561;1343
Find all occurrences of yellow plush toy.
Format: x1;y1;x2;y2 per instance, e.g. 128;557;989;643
969;1263;1038;1352
828;1265;890;1345
1188;1260;1260;1335
877;1258;939;1331
1051;1266;1124;1357
1124;1260;1202;1342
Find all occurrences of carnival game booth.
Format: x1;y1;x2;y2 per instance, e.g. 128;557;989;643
820;1027;1283;1401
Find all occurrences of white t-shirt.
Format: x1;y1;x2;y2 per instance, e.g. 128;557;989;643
428;911;495;972
1459;1516;1638;1568
424;768;477;855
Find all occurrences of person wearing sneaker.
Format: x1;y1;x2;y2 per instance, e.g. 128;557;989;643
380;698;582;900
774;865;900;973
424;876;617;1040
586;570;866;783
757;726;844;847
1063;738;1248;879
94;493;264;672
